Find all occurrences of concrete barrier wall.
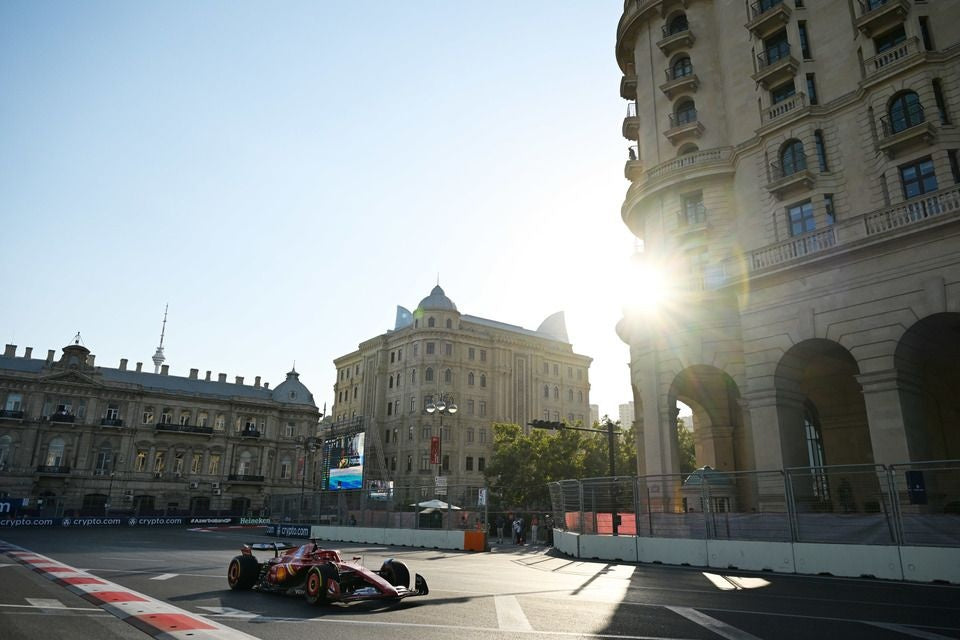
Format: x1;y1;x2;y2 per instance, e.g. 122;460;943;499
580;534;638;562
706;540;795;573
554;529;579;557
793;543;903;580
638;537;708;567
900;546;960;584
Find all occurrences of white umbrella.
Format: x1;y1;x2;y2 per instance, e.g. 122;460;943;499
410;499;461;510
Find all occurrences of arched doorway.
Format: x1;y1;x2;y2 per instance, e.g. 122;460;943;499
894;312;960;461
231;496;251;517
669;365;746;473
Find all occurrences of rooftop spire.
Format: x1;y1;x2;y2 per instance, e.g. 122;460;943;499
152;304;168;374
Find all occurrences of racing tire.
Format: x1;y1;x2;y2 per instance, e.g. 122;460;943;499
379;559;410;589
304;564;339;605
227;555;259;590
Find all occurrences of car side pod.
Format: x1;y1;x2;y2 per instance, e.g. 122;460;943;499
414;574;429;596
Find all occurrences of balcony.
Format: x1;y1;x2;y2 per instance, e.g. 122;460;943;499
656;25;695;56
100;417;124;427
660;67;699;100
766;156;815;199
48;412;76;424
878;104;936;158
664;111;704;145
864;37;921;81
37;465;71;475
745;0;791;39
620;62;638;100
0;409;24;421
752;46;798;89
156;422;215;436
645;146;734;182
240;428;262;439
747;184;960;274
624;145;643;181
762;92;808;125
855;0;909;38
228;474;265;483
622;103;640;140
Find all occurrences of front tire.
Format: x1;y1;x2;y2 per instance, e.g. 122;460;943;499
379;559;410;589
227;555;259;590
305;564;339;605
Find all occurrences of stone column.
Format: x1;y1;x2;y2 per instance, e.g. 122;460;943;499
858;369;926;464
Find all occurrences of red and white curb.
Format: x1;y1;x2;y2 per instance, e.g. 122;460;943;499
0;539;260;640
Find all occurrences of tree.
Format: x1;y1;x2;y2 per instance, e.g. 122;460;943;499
677;418;696;474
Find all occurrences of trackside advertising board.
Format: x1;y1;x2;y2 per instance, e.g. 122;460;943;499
0;515;271;528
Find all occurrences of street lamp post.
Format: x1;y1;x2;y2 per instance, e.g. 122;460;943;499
425;394;457;496
297;436;319;521
105;471;116;516
530;419;620;536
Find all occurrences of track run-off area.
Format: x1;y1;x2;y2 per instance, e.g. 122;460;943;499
0;527;958;640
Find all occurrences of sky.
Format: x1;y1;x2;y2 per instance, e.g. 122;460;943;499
0;1;637;419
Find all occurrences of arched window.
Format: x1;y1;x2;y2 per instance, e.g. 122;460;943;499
780;139;806;176
480;374;486;388
445;318;452;328
468;372;475;386
674;99;697;125
428;317;435;328
94;444;112;474
667;12;688;35
888;91;923;134
411;369;417;384
237;451;252;476
425;367;434;382
45;437;65;467
553;386;560;400
543;385;550;398
672;55;692;79
444;368;452;384
803;401;830;500
578;391;584;403
568;389;574;402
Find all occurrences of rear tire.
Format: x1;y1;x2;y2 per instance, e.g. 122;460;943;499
305;564;339;605
227;555;259;590
379;559;410;589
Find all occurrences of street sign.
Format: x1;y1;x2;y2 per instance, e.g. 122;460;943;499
435;475;447;495
478;488;487;506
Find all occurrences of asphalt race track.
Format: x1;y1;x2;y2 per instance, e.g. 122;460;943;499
0;527;957;640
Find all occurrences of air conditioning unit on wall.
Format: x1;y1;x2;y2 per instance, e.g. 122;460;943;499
189;481;199;489
211;481;221;489
213;488;222;496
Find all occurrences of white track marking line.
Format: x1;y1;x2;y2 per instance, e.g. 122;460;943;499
0;603;98;611
867;622;956;639
666;606;763;640
151;573;178;580
702;572;739;590
197;606;259;618
25;598;67;609
495;594;534;631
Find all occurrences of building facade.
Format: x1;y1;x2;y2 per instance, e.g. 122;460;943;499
0;341;321;516
332;285;592;501
615;0;960;487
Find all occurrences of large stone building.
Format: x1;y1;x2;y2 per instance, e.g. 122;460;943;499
0;340;321;516
614;0;960;485
332;285;592;501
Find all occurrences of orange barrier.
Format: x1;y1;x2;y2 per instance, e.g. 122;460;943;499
463;530;486;551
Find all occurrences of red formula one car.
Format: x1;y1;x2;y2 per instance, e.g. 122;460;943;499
227;541;428;605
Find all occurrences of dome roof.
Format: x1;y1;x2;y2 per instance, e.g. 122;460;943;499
271;369;316;407
417;285;458;312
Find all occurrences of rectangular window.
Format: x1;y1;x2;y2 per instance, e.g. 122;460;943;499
442;454;449;472
824;194;836;225
406;456;412;472
467;399;474;415
763;30;790;64
469;347;475;360
798;21;811;59
787;200;816;236
874;25;905;54
408;426;414;440
421;425;431;439
682;192;706;225
771;81;795;105
544;409;550;419
413;343;419;357
384;429;390;443
444;343;452;356
919;16;933;51
387;403;392;416
465;456;473;471
397;348;402;360
426;342;435;355
191;453;202;474
478;457;485;472
480;350;486;362
135;450;147;472
467;428;475;443
280;460;291;479
420;455;429;471
154;451;165;473
479;401;486;417
285;422;295;438
815;131;828;171
806;73;818;105
553;411;560;422
390;456;396;471
479;428;487;444
390;352;395;363
899;157;938;199
948;150;960;184
567;367;573;378
143;408;154;424
410;395;416;413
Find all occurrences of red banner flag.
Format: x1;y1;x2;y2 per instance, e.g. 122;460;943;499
430;436;440;464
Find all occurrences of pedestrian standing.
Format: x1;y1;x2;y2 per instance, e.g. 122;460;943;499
496;514;505;544
530;514;539;544
512;516;521;544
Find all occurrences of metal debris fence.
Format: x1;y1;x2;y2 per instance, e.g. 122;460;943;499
547;461;960;547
